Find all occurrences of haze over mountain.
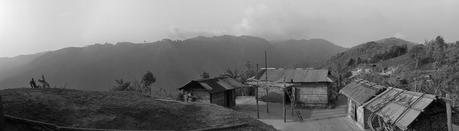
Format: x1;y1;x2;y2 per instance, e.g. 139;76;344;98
0;35;345;93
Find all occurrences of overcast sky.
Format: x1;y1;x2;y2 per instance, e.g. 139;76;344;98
1;0;458;57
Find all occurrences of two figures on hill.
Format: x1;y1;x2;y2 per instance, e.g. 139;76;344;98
29;75;50;88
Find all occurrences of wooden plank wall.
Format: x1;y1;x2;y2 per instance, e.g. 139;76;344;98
211;92;226;107
191;89;210;103
297;86;328;104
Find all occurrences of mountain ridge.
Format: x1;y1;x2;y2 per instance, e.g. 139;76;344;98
0;35;345;94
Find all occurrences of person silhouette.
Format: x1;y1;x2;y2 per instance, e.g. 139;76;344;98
29;78;38;88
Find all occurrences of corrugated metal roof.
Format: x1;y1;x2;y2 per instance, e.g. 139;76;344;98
340;79;386;105
180;77;243;93
364;87;437;130
254;68;333;83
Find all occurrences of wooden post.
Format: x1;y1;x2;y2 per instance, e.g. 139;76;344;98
291;87;294;117
283;78;286;123
256;86;260;119
446;94;453;131
256;64;260;119
266;88;269;113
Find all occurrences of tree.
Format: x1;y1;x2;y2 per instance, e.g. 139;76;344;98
241;61;257;83
201;72;210;79
409;45;427;68
433;36;447;63
112;71;157;97
426;36;447;65
223;68;241;79
142;71;156;96
112;79;132;91
142;71;156;87
347;58;355;66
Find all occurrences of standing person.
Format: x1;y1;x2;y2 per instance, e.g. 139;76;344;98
29;78;37;88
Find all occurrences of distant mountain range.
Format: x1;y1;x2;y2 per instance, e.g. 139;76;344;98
0;35;346;93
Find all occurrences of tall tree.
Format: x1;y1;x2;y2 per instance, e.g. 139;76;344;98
142;71;156;96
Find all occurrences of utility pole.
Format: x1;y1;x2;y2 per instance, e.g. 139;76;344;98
256;64;260;119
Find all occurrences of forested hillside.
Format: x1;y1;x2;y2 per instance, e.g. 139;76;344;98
327;36;459;109
0;35;345;94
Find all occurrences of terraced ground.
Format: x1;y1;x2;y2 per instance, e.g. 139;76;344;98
0;88;276;131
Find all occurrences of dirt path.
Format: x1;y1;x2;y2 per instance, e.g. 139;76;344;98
259;117;364;131
236;96;459;131
235;96;366;131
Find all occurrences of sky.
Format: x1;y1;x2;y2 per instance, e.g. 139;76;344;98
0;0;459;57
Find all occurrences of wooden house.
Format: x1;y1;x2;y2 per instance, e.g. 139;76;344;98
179;77;243;108
252;68;333;107
340;79;386;129
364;86;447;131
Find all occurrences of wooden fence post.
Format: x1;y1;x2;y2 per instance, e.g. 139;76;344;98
256;86;260;119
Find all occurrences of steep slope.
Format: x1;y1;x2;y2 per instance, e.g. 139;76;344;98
0;35;345;93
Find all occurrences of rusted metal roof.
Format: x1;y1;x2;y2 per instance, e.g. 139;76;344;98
363;87;437;130
340;79;386;105
254;68;333;83
179;77;243;93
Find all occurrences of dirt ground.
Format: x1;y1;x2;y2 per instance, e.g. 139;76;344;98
235;95;364;131
236;96;459;131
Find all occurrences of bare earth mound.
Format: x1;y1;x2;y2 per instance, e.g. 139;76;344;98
0;88;276;131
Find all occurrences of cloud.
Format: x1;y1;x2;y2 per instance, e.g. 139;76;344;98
393;33;406;39
233;3;310;40
167;27;226;40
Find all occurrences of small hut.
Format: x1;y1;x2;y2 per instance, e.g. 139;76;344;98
252;68;333;107
179;77;244;108
364;87;447;131
340;79;386;129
